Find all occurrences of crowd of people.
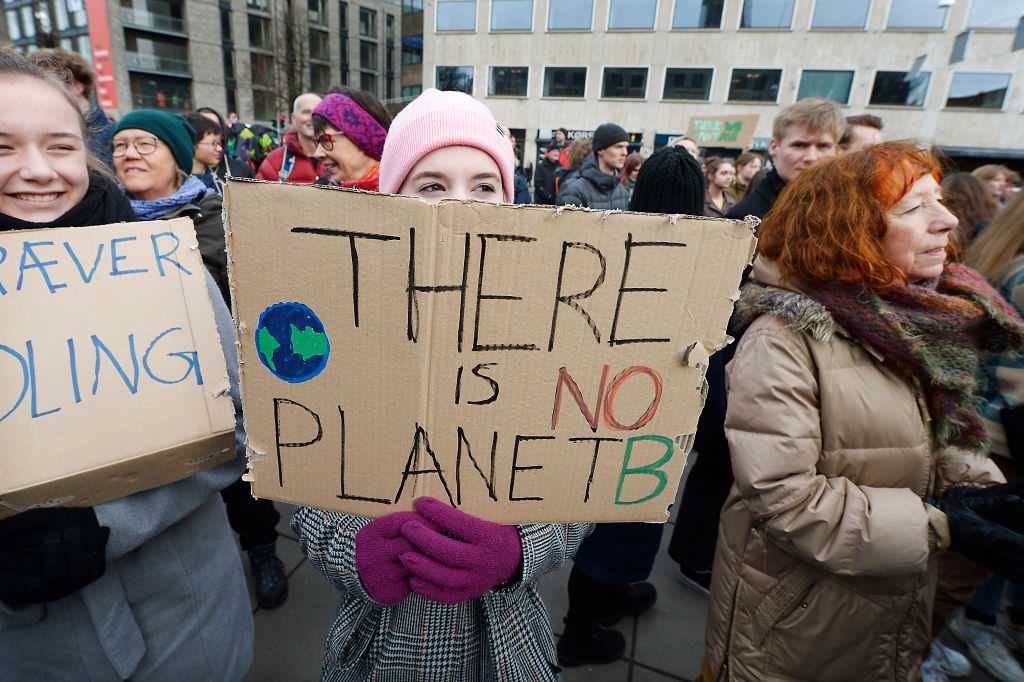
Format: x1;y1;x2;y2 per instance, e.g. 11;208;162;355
2;44;1024;682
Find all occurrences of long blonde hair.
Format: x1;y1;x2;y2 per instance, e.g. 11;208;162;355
965;191;1024;280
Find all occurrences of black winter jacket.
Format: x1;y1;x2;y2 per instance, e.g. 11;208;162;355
725;167;786;221
555;156;630;210
534;158;559;205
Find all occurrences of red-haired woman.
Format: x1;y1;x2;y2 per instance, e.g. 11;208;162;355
703;142;1024;681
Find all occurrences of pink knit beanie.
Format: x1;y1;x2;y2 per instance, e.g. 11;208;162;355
379;89;515;203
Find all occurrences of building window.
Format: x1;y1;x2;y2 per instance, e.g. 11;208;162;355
403;0;423;11
223;50;235;79
887;0;946;29
130;73;192;111
968;0;1024;29
311;62;331;91
6;10;22;40
671;0;723;29
436;65;473;93
402;35;422;63
608;0;656;29
740;0;794;28
248;14;273;48
226;87;237;113
246;0;269;10
359;7;377;36
811;0;869;28
488;66;528;96
436;0;475;30
250;53;275;87
548;0;592;29
360;40;377;69
360;71;377;95
339;1;348;31
253;89;275;120
869;70;930;106
309;0;327;24
797;69;853;103
340;36;349;64
306;29;327;59
946;72;1011;109
386;13;395;40
491;0;531;30
602;67;647;98
728;68;782;101
220;8;233;41
543;66;586;97
124;33;190;74
663;67;713;99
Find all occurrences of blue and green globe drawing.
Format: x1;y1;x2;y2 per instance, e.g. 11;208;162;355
255;302;330;383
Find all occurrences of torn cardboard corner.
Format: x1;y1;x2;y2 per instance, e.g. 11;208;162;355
0;219;236;519
225;180;756;524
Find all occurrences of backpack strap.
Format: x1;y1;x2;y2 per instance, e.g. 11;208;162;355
278;148;295;182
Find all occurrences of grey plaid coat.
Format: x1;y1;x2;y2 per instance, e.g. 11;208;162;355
293;508;592;681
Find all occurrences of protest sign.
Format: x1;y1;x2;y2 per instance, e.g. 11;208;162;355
0;219;236;518
226;180;755;523
685;115;760;148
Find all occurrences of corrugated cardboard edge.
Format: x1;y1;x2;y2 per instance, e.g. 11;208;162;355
0;431;235;519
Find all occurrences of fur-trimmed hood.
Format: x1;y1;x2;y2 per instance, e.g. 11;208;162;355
733;281;836;344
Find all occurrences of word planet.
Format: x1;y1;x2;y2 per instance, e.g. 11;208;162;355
255;302;330;383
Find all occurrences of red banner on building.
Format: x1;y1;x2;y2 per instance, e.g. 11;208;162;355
85;0;118;110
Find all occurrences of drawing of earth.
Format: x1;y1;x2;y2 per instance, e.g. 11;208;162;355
255;302;330;383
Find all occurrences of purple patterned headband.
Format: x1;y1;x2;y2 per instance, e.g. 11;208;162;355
312;94;387;161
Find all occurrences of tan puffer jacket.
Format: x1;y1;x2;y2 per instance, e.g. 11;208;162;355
703;259;1003;682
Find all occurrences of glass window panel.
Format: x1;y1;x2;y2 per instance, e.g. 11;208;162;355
740;0;794;28
796;69;853;103
252;89;275;120
811;0;869;28
946;72;1010;108
310;29;329;59
436;65;473;93
728;68;782;100
888;0;946;28
663;67;713;99
311;63;331;92
403;0;423;11
436;0;475;30
360;40;377;69
339;1;347;31
248;14;272;48
869;70;930;106
308;0;327;23
402;84;422;98
360;71;377;95
220;8;232;40
608;0;656;29
250;53;274;87
602;67;647;98
7;10;21;40
491;0;531;29
359;7;376;36
488;66;528;95
951;31;968;63
672;0;723;28
543;66;586;96
548;0;592;28
130;72;192;111
386;14;394;40
20;6;35;37
968;0;1024;29
55;0;69;31
223;49;235;79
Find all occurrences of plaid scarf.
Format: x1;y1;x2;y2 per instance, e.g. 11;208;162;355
805;263;1024;449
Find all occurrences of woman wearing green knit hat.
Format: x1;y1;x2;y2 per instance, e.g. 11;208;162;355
111;109;290;610
112;110;229;300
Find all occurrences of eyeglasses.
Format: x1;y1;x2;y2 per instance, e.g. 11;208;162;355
112;137;159;157
198;140;224;149
316;132;344;152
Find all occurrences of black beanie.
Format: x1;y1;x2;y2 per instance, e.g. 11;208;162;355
628;146;705;215
592;123;629;152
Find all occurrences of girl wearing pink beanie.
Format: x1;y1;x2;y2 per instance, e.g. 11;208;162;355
292;89;591;681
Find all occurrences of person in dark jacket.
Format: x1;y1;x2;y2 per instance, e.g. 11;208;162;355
534;146;561;204
557;146;707;668
556;123;631;210
112;110;290;610
726;96;845;222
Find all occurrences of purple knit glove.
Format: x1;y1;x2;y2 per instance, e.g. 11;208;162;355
398;497;522;604
355;511;424;605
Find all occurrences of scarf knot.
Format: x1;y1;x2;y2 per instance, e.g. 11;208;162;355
128;175;208;221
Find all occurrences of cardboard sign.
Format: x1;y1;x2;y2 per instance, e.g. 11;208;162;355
685;115;760;149
0;219;236;518
226;180;755;523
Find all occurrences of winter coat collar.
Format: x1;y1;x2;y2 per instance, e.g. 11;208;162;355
578;155;619;192
733;257;835;343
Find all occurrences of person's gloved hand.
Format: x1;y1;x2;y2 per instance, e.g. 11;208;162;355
931;490;1024;584
0;507;110;607
355;511;427;605
399;497;521;604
